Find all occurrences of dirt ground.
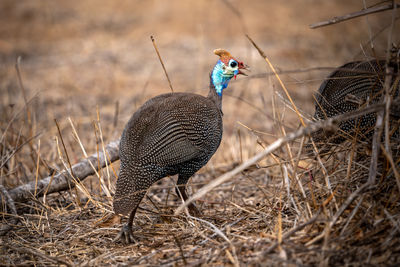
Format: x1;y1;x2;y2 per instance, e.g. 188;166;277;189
1;0;400;266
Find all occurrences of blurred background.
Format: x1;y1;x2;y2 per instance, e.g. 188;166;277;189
0;0;398;184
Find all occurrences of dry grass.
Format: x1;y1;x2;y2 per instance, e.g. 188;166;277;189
1;0;400;266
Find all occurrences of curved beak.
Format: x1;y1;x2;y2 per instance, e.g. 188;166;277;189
238;63;250;76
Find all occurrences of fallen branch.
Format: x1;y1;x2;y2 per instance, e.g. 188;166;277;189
7;140;120;203
310;2;400;29
0;185;18;235
175;99;400;215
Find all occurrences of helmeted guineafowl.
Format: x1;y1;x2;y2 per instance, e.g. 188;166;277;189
311;59;399;153
113;49;248;243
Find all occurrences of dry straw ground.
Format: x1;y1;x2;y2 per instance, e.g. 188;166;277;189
1;0;400;266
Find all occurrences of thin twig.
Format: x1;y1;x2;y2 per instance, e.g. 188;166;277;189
92;116;113;197
381;145;400;193
172;234;188;265
363;0;374;50
246;34;306;127
339;195;365;236
0;133;40;170
150;35;174;92
310;2;400;29
384;5;397;154
0;92;39;144
68;117;109;204
55;119;75;181
368;2;397;184
33;140;40;197
113;100;119;129
15;56;31;129
96;107;113;197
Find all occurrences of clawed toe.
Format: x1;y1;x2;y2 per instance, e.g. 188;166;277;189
113;224;137;244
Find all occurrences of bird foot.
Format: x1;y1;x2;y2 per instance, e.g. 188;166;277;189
188;203;202;217
113;224;137;244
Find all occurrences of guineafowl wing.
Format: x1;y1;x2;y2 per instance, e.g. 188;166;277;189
315;61;385;120
120;93;222;168
312;60;400;152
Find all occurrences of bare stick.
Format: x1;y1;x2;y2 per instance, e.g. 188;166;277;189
15;57;27;105
368;110;384;184
339;195;365;236
172;234;188;266
369;3;397;184
0;185;18;235
96;107;113;197
6;140;119;203
15;56;30;126
113;100;119;129
175;100;398;215
384;5;397;154
151;35;174;92
55;119;75;180
381;145;400;193
310;3;399;29
246;34;306;127
0;133;40;170
33;140;41;197
54;119;79;204
0;92;39;144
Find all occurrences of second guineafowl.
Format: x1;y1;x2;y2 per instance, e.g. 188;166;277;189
113;49;248;243
312;59;399;153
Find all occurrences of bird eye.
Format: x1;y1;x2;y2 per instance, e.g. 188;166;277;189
230;61;237;68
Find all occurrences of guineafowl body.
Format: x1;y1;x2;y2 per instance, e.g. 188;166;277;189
113;49;248;243
312;59;399;152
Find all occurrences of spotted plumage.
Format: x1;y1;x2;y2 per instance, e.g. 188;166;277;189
312;59;400;152
113;49;248;243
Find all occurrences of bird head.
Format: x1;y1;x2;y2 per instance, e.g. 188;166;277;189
211;49;249;96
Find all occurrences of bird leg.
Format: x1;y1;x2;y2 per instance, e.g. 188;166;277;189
176;184;201;217
114;207;138;244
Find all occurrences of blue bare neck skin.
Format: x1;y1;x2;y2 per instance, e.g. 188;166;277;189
211;60;233;96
